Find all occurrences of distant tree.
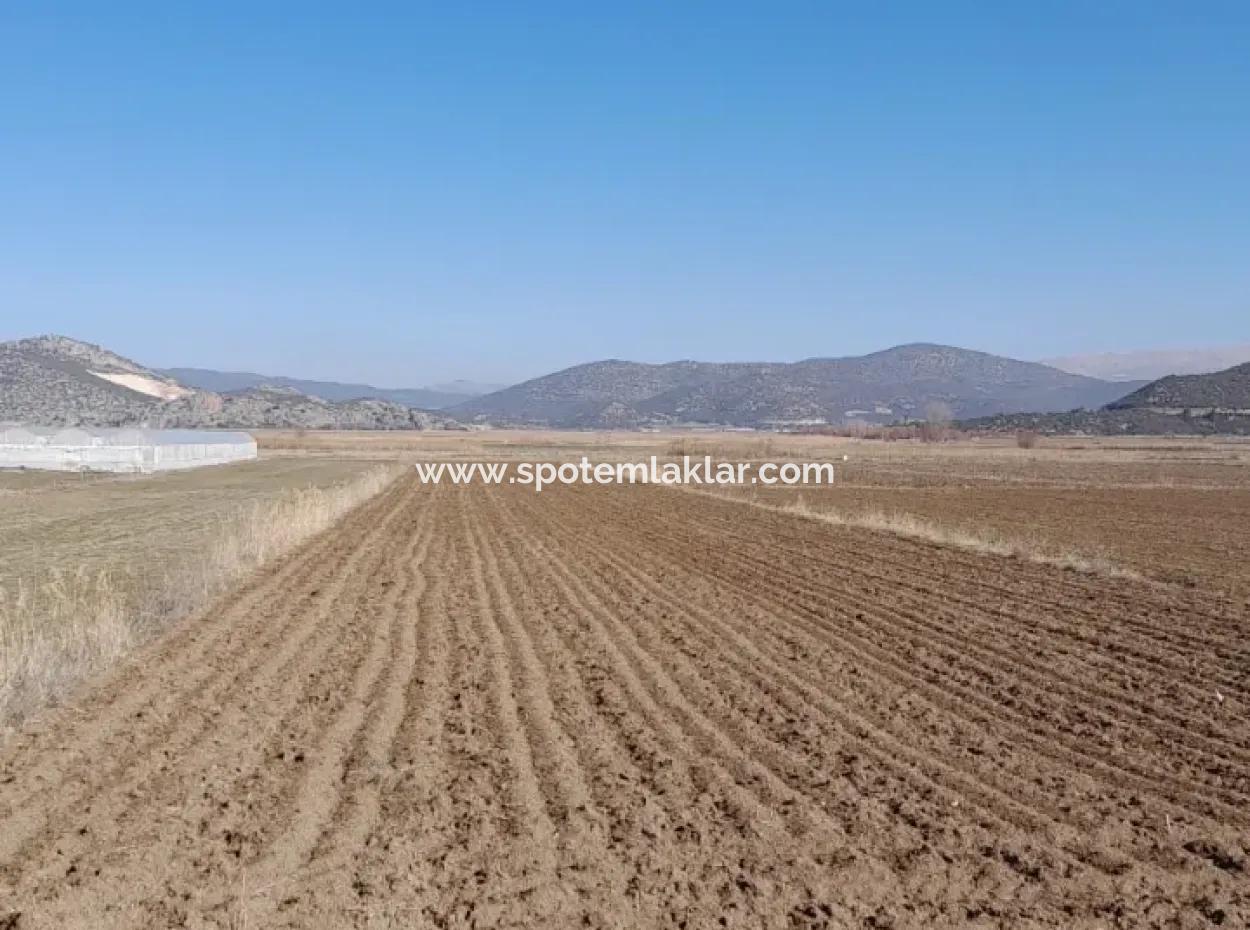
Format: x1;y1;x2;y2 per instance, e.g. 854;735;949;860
920;401;953;442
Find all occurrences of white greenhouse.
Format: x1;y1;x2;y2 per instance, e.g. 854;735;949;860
0;427;257;474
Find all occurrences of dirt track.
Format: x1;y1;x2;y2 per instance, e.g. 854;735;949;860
1;475;1247;928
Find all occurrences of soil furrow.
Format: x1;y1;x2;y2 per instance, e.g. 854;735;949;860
0;473;411;816
483;487;870;925
687;495;1250;664
0;483;429;926
0;477;418;877
510;487;1246;890
597;491;1250;818
503;489;1087;839
227;484;438;926
683;500;1250;704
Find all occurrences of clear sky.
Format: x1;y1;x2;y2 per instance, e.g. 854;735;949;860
2;2;1248;386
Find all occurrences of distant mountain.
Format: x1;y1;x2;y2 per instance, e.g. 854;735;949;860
161;367;484;409
1107;361;1250;412
450;359;763;428
1;336;459;430
1043;345;1250;382
451;344;1142;429
963;361;1250;435
428;379;508;396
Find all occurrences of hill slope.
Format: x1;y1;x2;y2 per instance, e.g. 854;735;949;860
1107;361;1250;411
963;361;1250;435
451;359;769;428
1;336;458;429
0;335;191;426
452;344;1141;428
153;386;454;430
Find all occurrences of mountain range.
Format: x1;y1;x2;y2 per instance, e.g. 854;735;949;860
10;334;1250;434
450;344;1144;429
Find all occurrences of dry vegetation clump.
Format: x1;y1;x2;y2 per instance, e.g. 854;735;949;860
664;435;783;462
1016;429;1040;449
0;570;131;731
0;464;401;731
740;492;1141;579
800;423;972;442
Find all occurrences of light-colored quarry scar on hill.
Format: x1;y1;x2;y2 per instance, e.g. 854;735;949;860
0;473;1246;928
88;370;192;400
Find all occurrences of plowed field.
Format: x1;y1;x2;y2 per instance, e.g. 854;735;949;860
1;474;1247;928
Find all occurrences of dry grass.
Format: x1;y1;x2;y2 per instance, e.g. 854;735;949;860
0;464;401;731
690;487;1141;580
788;497;1141;578
0;457;388;593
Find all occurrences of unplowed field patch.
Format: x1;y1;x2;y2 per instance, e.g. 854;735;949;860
1;475;1246;928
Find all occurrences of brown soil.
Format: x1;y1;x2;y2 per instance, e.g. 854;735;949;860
1;476;1247;928
724;483;1250;598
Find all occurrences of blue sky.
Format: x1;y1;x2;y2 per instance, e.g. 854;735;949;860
2;2;1248;385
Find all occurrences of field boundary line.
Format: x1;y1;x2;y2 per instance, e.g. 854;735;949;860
672;484;1147;581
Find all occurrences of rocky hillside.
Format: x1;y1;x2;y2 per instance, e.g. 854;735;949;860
963;361;1250;435
1107;361;1250;412
152;387;453;430
452;344;1141;428
962;407;1250;437
1;335;459;429
451;360;767;428
0;335;188;426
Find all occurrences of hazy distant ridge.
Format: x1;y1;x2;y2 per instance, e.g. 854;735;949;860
1043;345;1250;382
161;367;493;409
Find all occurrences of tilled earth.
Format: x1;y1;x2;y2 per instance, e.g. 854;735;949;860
721;481;1250;598
1;476;1247;928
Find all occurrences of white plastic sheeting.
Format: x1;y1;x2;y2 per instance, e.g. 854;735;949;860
0;427;257;473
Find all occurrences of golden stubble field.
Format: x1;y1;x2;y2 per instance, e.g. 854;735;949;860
1;431;1247;928
0;456;397;725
